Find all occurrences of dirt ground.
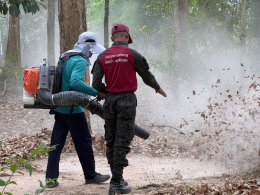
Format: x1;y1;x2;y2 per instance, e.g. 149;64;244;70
1;153;234;195
1;79;260;195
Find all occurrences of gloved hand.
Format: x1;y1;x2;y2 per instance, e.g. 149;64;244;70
97;92;106;101
155;87;167;97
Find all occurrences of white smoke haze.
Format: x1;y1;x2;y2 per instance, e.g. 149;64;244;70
87;1;260;174
20;7;60;67
130;13;260;172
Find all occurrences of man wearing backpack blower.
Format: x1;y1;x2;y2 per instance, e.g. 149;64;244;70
45;31;110;188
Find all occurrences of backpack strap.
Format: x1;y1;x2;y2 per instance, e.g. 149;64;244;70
58;52;86;117
54;52;86;94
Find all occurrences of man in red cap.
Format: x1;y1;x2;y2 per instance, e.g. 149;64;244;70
92;23;166;194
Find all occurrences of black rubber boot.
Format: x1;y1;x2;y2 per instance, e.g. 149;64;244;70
108;181;132;195
109;164;130;193
121;178;128;186
110;166;128;186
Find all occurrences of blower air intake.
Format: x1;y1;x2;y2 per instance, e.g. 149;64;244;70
23;60;150;140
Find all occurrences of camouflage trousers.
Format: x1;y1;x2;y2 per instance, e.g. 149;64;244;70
103;92;136;182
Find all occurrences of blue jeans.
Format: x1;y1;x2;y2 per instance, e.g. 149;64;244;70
46;112;96;180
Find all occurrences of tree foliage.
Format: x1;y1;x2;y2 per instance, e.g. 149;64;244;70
86;0;259;69
0;0;45;16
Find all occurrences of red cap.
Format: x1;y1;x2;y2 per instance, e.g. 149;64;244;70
111;23;133;44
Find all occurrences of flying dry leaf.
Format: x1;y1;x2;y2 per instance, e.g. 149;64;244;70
207;104;213;110
248;81;256;92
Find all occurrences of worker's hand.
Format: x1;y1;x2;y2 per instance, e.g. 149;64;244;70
97;92;106;101
155;87;167;97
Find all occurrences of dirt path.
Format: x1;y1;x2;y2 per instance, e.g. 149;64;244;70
3;153;231;195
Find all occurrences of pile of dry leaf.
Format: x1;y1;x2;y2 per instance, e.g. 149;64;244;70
135;178;260;195
0;128;106;163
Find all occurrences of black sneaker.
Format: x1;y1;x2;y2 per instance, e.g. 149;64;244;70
108;182;132;195
46;178;59;188
85;173;110;184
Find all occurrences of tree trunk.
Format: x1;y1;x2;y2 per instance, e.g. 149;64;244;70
253;0;260;39
5;14;21;68
85;0;88;30
58;0;92;133
239;0;247;86
172;0;190;103
104;0;109;49
251;0;260;73
240;0;246;54
58;0;87;54
0;24;3;55
47;0;56;66
47;0;55;65
175;0;190;78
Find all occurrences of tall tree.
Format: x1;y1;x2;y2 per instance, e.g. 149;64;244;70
174;0;191;78
252;0;260;49
58;0;87;54
0;19;4;56
104;0;109;48
5;14;21;68
85;0;88;29
240;0;247;54
47;0;55;66
2;0;43;79
239;0;247;84
172;0;191;102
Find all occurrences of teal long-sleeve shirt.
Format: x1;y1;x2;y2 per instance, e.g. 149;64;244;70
54;55;98;114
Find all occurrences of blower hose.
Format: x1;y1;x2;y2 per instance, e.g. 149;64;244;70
35;64;150;140
37;89;150;140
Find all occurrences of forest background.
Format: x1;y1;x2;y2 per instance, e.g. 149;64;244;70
0;0;260;194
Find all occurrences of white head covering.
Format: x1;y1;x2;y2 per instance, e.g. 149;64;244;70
64;31;105;57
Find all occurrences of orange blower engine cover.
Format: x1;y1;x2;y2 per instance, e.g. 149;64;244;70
23;67;39;95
